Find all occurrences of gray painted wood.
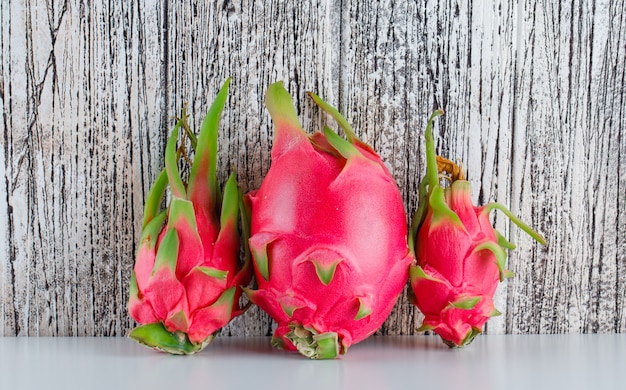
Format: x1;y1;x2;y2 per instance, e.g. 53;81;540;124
1;0;624;337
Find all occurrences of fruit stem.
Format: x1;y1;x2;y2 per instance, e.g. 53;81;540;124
178;105;198;150
285;325;340;359
424;110;445;194
436;156;466;181
483;202;546;245
308;91;359;144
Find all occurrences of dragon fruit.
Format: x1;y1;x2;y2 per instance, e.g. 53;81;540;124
244;82;413;359
409;110;546;347
128;79;251;354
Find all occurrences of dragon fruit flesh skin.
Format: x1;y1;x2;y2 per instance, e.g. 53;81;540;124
245;82;414;359
128;79;251;354
409;110;546;348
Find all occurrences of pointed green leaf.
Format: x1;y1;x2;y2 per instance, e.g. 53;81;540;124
128;322;202;355
231;299;253;318
447;296;481;310
165;120;187;199
309;132;341;157
215;286;236;307
198;266;228;280
417;323;436;332
354;297;373;321
311;258;341;286
168;197;199;236
308;91;358;143
483;202;546;245
503;269;515;279
496;230;517;250
143;145;185;226
428;185;465;231
220;172;239;229
212;287;236;320
153;229;179;273
266;82;309;160
266;81;305;131
409;265;447;284
142;169;168;229
473;240;509;282
242;287;259;304
456;327;482;347
167;310;189;331
323;126;361;160
129;271;139;299
140;210;167;249
490;308;502;317
188;78;230;206
280;301;300;317
251;242;271;281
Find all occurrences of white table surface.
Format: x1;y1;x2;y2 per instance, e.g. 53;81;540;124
0;334;622;390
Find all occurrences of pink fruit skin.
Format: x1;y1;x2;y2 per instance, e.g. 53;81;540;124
246;82;413;355
412;181;499;347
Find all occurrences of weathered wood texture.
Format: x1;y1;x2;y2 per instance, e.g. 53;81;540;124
1;0;624;337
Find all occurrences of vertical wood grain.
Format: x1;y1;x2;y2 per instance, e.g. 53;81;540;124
1;0;167;336
1;0;625;337
507;0;626;334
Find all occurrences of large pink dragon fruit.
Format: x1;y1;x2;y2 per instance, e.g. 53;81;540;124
128;79;251;354
409;110;545;347
244;82;413;359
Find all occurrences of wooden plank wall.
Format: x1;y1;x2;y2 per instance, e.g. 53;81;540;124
1;0;624;337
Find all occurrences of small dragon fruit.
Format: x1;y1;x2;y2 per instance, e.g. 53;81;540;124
409;110;545;347
245;82;413;359
128;79;251;354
